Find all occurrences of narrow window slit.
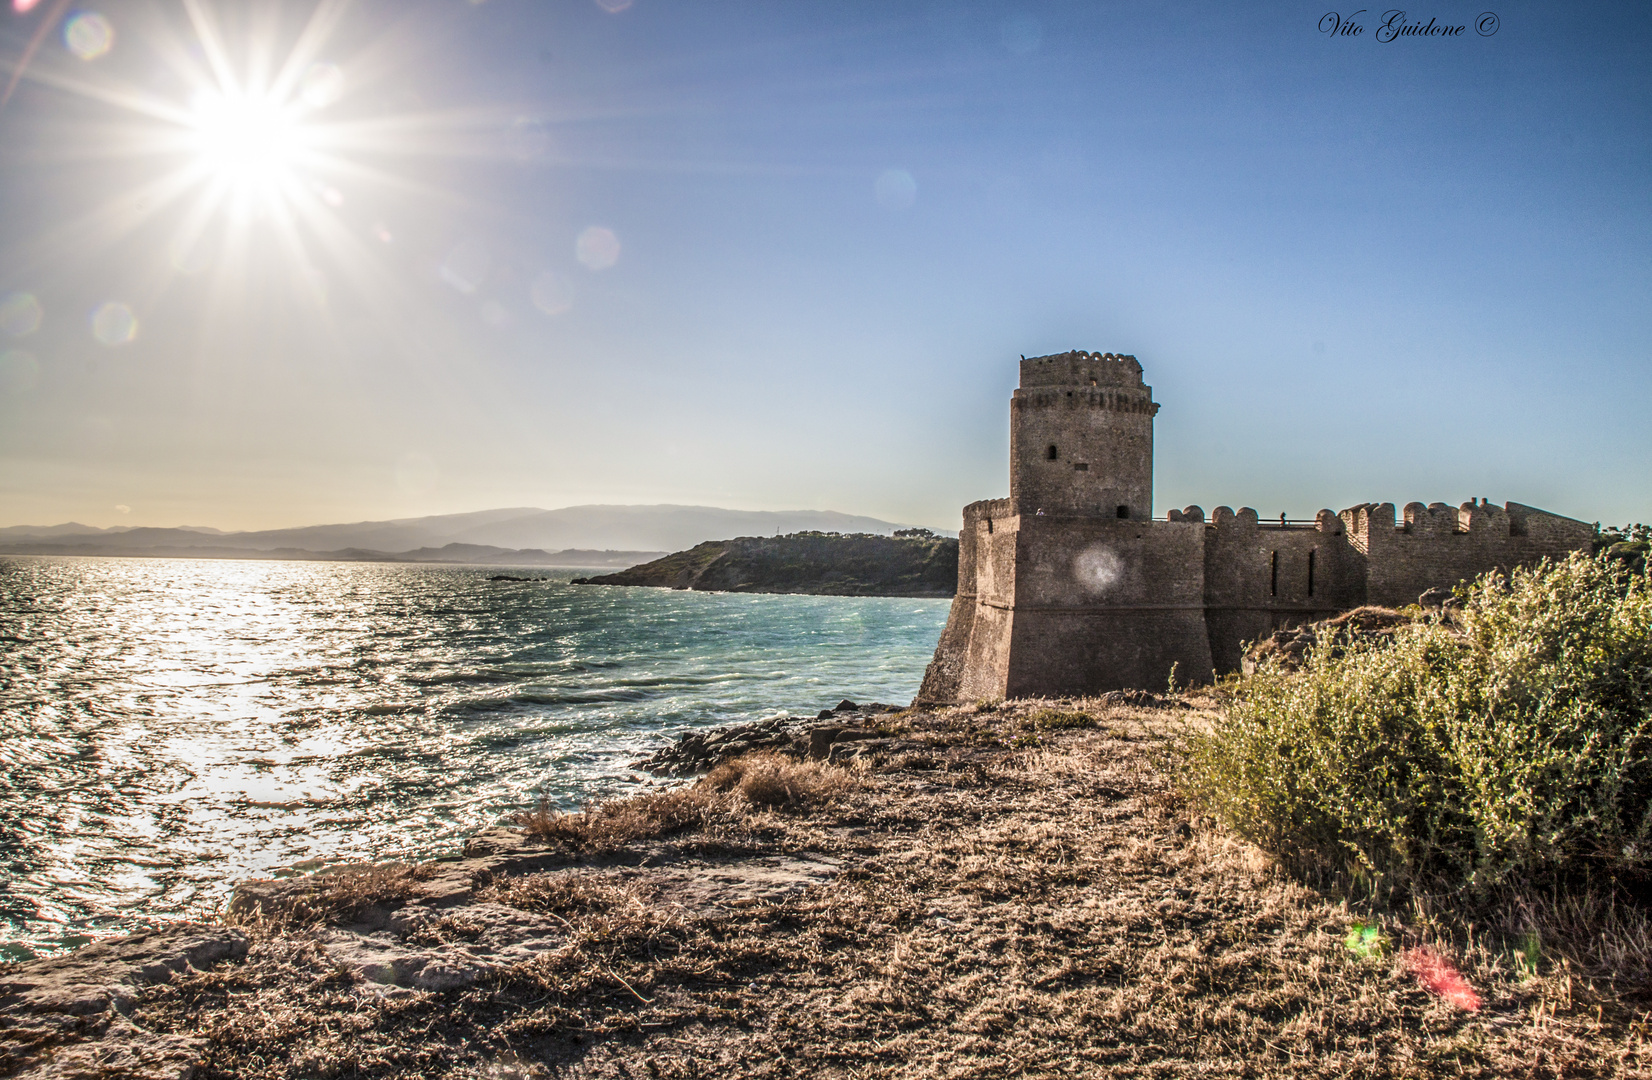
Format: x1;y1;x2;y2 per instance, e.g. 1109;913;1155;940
1270;551;1278;597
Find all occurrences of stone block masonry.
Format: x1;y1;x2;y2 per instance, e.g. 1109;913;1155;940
917;351;1593;701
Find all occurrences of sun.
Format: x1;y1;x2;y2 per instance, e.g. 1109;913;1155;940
0;0;513;330
187;88;308;195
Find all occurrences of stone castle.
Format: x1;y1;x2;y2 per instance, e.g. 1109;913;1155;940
917;351;1593;702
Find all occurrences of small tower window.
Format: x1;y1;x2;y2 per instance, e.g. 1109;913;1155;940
1270;551;1279;597
1116;505;1129;519
1046;445;1058;461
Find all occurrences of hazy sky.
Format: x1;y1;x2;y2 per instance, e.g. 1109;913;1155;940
0;0;1647;532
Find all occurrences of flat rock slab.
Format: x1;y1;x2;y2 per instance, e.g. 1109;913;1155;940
597;853;841;916
315;854;840;993
2;831;841;1070
320;901;571;993
0;925;247;1080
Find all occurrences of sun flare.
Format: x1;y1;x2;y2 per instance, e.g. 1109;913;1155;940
1;0;522;345
187;88;308;192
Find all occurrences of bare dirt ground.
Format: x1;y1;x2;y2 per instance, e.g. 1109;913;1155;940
5;698;1649;1078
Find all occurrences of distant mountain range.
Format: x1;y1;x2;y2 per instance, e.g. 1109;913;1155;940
0;505;945;566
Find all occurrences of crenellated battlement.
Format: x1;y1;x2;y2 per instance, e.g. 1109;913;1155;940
917;351;1594;702
1019;350;1145;389
1339;499;1541;549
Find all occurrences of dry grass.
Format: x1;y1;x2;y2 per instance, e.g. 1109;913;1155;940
514;753;853;855
476;870;653;917
513;787;719;853
699;751;854;807
120;701;1652;1079
224;861;430;932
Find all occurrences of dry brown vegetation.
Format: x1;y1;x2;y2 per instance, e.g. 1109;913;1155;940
511;754;853;856
225;861;434;933
105;698;1652;1079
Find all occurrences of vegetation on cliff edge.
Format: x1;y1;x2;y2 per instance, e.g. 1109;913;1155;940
570;529;957;597
1179;551;1652;900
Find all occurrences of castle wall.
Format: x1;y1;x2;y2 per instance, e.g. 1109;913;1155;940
1199;506;1366;673
917;499;1016;704
915;500;985;704
1001;517;1213;695
1346;500;1594;608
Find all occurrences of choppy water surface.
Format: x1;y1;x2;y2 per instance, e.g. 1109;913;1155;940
0;557;949;959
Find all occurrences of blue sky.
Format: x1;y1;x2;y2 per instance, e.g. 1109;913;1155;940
0;0;1646;531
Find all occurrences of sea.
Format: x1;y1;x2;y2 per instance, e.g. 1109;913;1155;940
0;556;951;961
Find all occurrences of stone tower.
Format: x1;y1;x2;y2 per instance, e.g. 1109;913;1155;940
1010;351;1158;520
916;349;1594;704
918;350;1213;703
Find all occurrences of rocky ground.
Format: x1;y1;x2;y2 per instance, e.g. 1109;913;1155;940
3;697;1647;1079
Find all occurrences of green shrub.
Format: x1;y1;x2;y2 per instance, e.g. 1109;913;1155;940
1028;709;1098;731
1178;553;1652;897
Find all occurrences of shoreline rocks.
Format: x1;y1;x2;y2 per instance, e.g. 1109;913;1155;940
627;700;906;776
0;926;248;1079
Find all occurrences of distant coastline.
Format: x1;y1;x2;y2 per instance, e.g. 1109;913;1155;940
0;541;664;568
572;530;958;597
0;503;949;569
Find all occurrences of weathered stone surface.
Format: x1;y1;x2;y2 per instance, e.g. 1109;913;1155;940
317;901;570;992
1419;585;1455;609
919;353;1595;700
0;926;246;1079
628;703;902;777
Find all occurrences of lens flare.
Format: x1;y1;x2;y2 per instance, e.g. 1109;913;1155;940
1403;947;1481;1011
1074;545;1124;594
14;0;44;13
90;301;136;345
299;61;343;108
1344;922;1387;959
505;116;552;161
530;271;572;316
0;291;43;336
169;232;213;274
0;348;40;393
576;226;620;270
875;168;917;210
63;12;114;61
593;0;633;12
440;239;491;294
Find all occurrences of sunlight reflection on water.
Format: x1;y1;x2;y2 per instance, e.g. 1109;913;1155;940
0;557;948;957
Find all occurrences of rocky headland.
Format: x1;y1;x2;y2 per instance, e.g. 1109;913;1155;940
4;693;1641;1079
570;531;957;597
